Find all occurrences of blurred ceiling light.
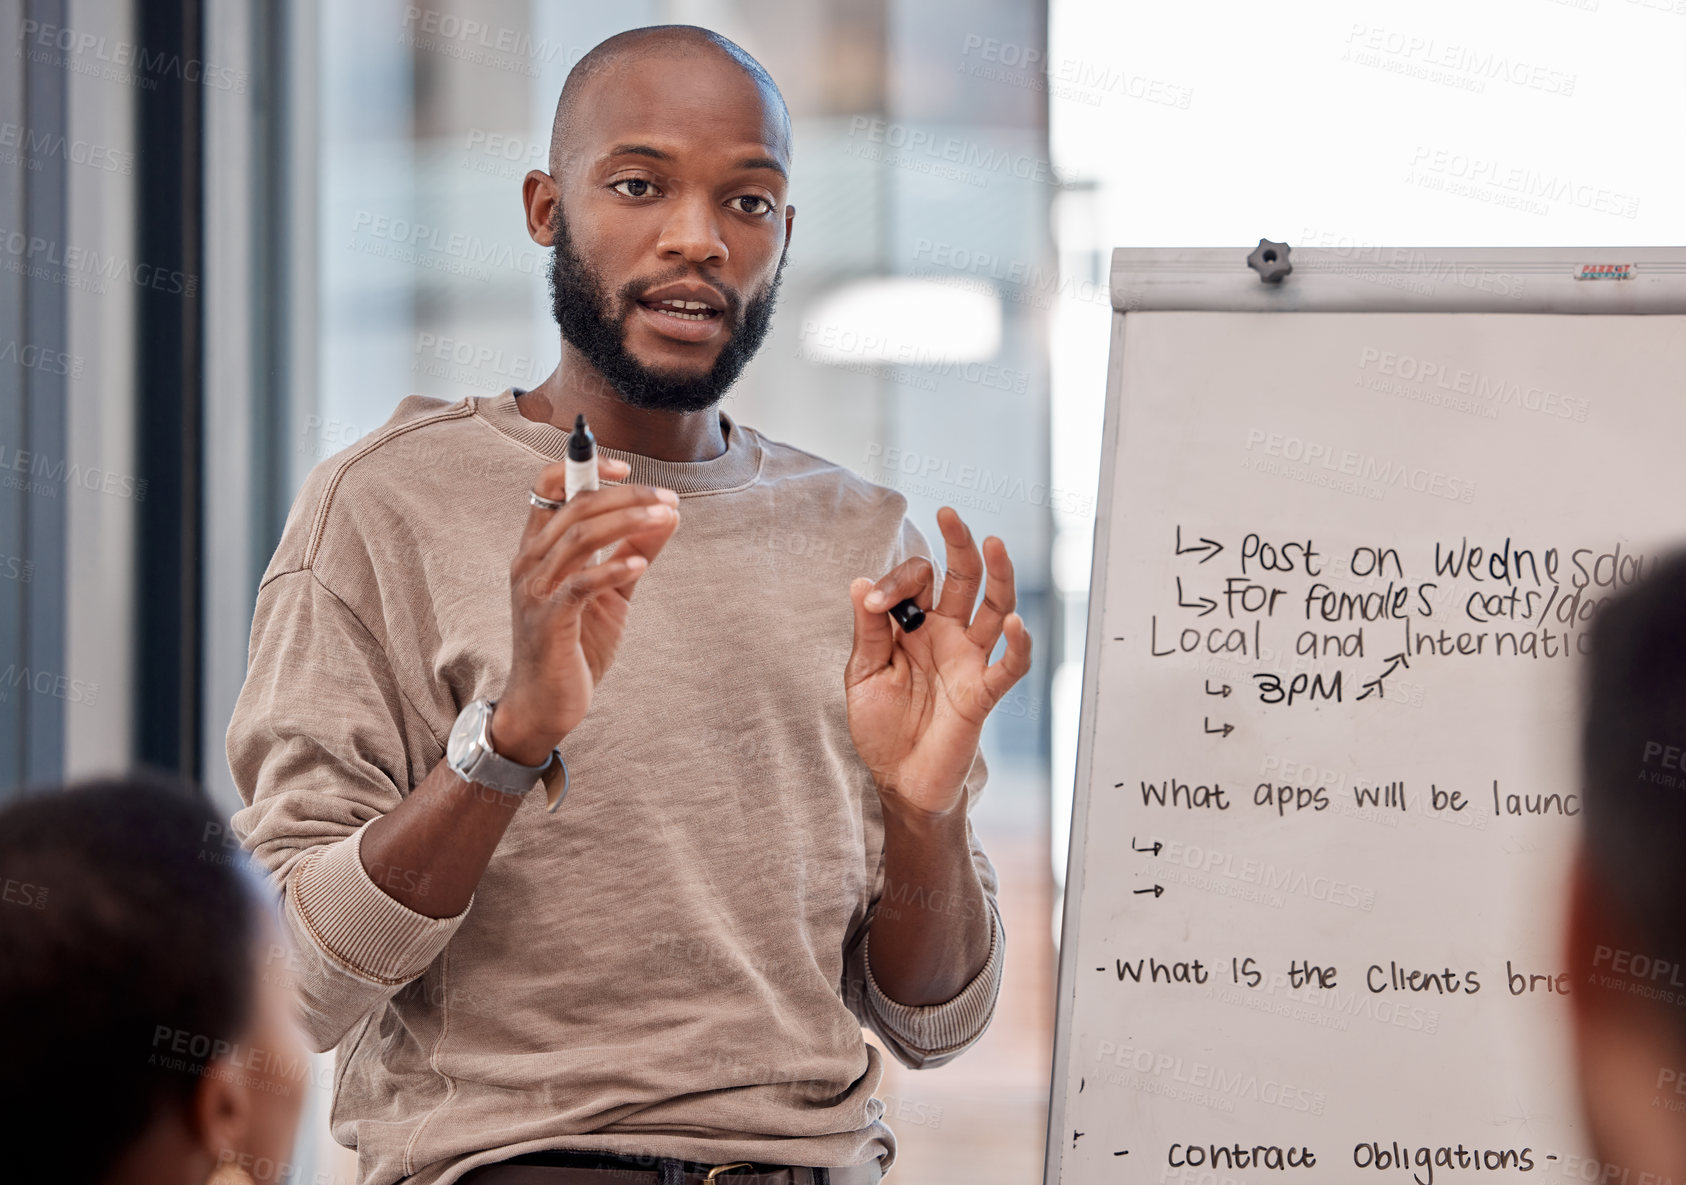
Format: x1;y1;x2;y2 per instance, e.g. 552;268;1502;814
799;277;1003;367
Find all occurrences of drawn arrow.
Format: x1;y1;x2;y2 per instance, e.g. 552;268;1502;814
1203;717;1234;738
1131;837;1163;856
1174;525;1224;563
1133;885;1165;897
1177;577;1217;616
1204;680;1231;697
1357;652;1411;701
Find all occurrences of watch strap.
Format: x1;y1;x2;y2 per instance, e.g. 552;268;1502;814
450;698;565;803
484;699;566;806
482;699;569;809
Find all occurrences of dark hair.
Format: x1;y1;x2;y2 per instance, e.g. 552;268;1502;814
1580;547;1686;976
0;769;270;1185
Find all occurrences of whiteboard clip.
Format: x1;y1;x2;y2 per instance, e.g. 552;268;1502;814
1246;238;1293;283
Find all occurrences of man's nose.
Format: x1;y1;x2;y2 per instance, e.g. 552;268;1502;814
654;195;728;267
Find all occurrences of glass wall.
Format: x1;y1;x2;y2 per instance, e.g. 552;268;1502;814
1;0;144;792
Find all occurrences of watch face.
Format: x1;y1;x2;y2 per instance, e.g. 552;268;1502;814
447;699;486;770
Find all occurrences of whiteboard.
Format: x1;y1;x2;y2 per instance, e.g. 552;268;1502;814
1047;247;1686;1184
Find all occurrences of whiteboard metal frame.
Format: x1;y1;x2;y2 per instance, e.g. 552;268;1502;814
1044;245;1686;1185
1110;245;1686;315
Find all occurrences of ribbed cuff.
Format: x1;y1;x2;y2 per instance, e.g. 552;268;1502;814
288;821;471;986
863;896;1004;1056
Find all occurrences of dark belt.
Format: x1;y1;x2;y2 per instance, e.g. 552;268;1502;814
457;1149;883;1185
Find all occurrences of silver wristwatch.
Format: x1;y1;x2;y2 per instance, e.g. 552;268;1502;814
446;697;562;802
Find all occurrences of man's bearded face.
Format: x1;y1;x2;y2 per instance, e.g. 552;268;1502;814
547;201;788;414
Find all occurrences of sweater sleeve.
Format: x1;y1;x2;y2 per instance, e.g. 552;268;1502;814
227;567;470;1052
843;751;1007;1070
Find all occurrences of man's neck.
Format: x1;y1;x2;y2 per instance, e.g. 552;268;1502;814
518;358;727;464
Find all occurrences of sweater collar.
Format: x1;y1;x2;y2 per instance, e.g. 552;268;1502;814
477;387;763;496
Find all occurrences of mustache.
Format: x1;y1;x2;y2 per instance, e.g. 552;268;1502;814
614;273;744;323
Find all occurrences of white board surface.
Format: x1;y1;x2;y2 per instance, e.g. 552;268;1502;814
1048;250;1686;1185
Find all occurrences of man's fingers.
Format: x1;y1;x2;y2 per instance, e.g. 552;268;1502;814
525;483;679;558
965;537;1018;651
523;463;572;538
846;577;896;683
979;613;1033;706
522;456;651;544
523;549;649;608
861;556;936;619
932;507;984;623
526;502;678;591
531;453;629;501
532;459;570;502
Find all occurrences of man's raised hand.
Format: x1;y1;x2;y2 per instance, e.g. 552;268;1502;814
494;454;680;764
844;505;1033;820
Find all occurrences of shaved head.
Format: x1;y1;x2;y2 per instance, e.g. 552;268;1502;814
522;23;796;419
550;25;791;178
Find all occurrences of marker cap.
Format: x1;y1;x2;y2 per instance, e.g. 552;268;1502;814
567;413;595;462
889;598;925;632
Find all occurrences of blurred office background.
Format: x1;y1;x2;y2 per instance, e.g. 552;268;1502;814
3;0;1680;1181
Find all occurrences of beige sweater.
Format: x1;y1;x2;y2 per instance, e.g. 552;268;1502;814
226;390;1004;1185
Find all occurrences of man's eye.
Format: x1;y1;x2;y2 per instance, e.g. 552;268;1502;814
611;179;655;198
734;195;773;216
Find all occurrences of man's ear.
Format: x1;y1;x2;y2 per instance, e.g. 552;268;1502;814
524;170;560;245
784;203;795;253
191;1053;254;1178
1565;845;1686;1182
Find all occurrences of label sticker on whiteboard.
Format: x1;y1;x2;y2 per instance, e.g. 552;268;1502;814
1575;263;1636;280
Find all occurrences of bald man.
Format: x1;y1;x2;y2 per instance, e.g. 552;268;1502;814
227;24;1030;1185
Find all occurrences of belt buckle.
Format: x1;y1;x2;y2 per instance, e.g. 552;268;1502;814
703;1164;756;1182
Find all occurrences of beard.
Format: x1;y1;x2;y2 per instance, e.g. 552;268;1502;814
547;203;787;414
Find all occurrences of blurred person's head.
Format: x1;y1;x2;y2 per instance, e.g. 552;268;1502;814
1571;549;1686;1182
0;772;308;1185
525;24;793;414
